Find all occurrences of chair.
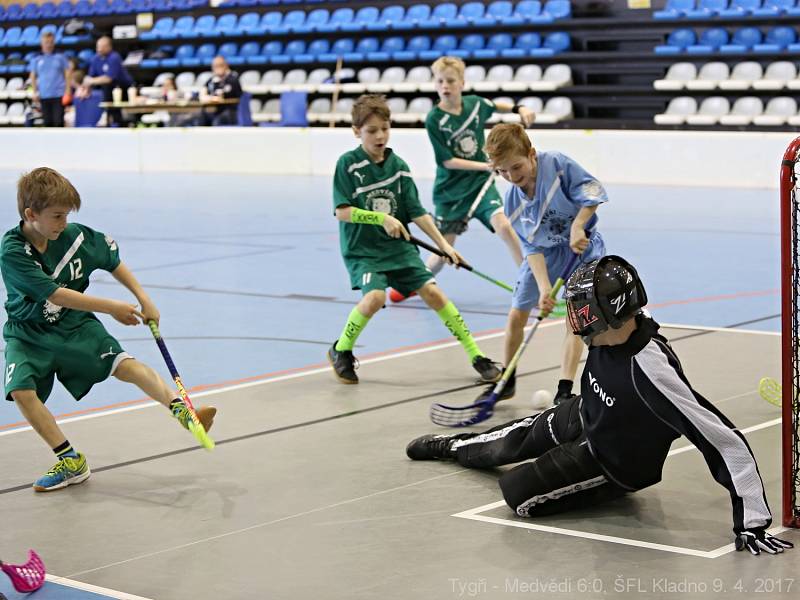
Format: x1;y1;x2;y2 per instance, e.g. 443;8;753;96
501;33;541;59
535;96;573;123
654;0;695;18
235;92;252;126
421;3;458;27
368;66;406;92
457;2;490;26
719;61;762;90
474;33;513;60
273;10;305;35
214;14;239;37
684;0;727;18
74;91;104;127
463;65;486;91
319;8;354;33
473;64;513;92
175;71;195;90
260;11;283;33
397;4;431;30
168;16;194;40
543;32;570;54
255;98;280;123
419;35;458;60
395;35;431;61
237;12;262;35
504;64;543;91
518;96;543;112
273;68;307;92
753;61;796;90
297;8;329;33
753;96;797;125
540;64;572;90
685;62;729;90
193;15;218;38
655;28;696;55
395;65;432;92
239;69;261;91
719;96;763;125
341;7;380;32
654;62;698;90
720;27;761;53
342;67;379;93
368;37;405;62
686;96;730;124
367;5;405;32
140;17;173;41
654;96;698;124
515;0;545;22
386;96;407;115
718;0;759;16
344;37;379;62
404;97;433;122
543;0;572;20
307;97;331;122
687;27;728;54
453;34;485;59
331;97;354;122
195;71;213;89
754;26;796;53
752;0;794;16
486;1;516;24
260;69;283;90
297;68;330;92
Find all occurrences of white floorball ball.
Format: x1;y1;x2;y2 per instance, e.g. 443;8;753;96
531;389;552;410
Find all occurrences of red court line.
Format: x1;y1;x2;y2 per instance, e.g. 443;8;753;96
0;287;779;433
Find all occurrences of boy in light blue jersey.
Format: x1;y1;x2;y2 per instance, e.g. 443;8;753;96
479;123;608;405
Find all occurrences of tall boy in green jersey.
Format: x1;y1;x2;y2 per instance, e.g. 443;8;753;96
389;56;535;303
2;168;216;492
328;94;502;385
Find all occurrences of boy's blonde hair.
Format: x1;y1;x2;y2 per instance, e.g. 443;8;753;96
431;56;465;79
17;167;81;219
351;94;391;128
485;123;533;165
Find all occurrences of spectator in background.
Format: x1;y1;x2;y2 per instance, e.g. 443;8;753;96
80;36;133;126
29;31;71;127
199;56;242;126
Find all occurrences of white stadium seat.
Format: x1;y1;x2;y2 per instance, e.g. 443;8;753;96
719;61;762;91
719;96;764;126
686;96;730;125
654;96;698;125
685;62;729;91
654;62;697;91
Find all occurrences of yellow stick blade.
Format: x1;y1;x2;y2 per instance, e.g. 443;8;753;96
758;377;782;408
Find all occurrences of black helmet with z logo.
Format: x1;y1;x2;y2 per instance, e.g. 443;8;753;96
564;255;647;344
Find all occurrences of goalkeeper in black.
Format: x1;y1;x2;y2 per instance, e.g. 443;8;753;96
406;255;794;556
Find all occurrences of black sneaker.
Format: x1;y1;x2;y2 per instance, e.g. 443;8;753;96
476;370;516;403
406;433;473;460
472;356;502;382
554;391;578;406
328;342;359;384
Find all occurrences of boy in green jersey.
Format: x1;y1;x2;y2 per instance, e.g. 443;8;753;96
389;56;535;303
1;168;216;492
328;94;501;385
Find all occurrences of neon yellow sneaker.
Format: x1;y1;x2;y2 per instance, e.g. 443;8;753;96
33;453;90;492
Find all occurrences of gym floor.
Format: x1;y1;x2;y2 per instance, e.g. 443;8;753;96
0;171;793;599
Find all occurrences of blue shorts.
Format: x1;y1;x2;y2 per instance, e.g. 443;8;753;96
512;233;606;312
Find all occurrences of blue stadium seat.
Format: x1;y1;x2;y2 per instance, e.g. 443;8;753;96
543;31;570;54
171;0;191;9
720;26;761;52
20;26;39;47
509;0;542;23
753;0;794;16
754;25;796;52
474;33;513;58
94;0;115;16
150;0;172;12
140;17;173;41
319;37;354;62
367;36;404;61
394;35;430;60
718;0;759;16
195;15;220;38
543;0;572;19
7;52;25;73
367;5;405;31
343;37;379;62
260;11;283;32
654;28;696;54
273;39;305;64
112;0;135;13
273;10;305;35
653;0;694;18
453;34;484;58
77;48;94;65
169;16;195;39
1;27;22;47
21;3;39;19
341;6;380;32
39;2;58;18
258;0;281;5
237;12;262;35
319;8;354;32
129;0;152;11
396;4;431;30
261;40;283;63
238;41;262;64
56;2;78;18
419;34;457;60
4;4;23;21
174;44;195;67
297;8;329;33
500;32;541;58
685;0;727;18
487;1;517;24
194;42;216;65
687;27;728;53
218;42;241;65
421;3;458;27
214;14;239;37
303;39;330;62
457;2;491;26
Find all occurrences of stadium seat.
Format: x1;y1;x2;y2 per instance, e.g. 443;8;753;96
368;37;405;62
654;0;695;18
518;96;544;113
752;0;794;16
395;65;433;92
397;4;431;30
141;17;173;41
684;0;727;18
754;26;796;52
654;62;698;90
753;61;797;89
1;27;22;48
272;68;306;92
194;43;216;66
192;15;218;38
260;69;283;90
419;35;457;60
720;26;761;52
174;71;196;90
474;33;513;59
168;16;194;40
473;64;513;92
297;67;330;92
195;71;213;89
719;96;763;125
367;5;406;31
368;66;406;92
301;39;329;63
655;28;696;54
307;97;332;122
540;64;573;89
259;11;282;33
543;32;570;54
341;7;380;32
718;0;760;15
457;2;491;26
318;38;354;63
163;44;193;68
343;37;379;62
719;61;762;89
685;61;729;89
503;64;543;91
272;10;304;35
543;0;572;19
239;41;261;64
501;33;541;59
332;97;355;123
400;97;433;123
386;97;407;116
654;96;698;124
687;27;728;53
536;96;573;123
20;26;40;47
686;96;730;124
319;8;354;33
296;9;329;33
421;3;458;27
393;35;430;61
486;1;516;24
214;14;239;37
754;96;797;125
453;34;485;59
239;69;260;89
463;64;487;90
514;0;546;23
341;67;379;93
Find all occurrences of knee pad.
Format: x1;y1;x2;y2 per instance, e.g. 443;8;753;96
530;395;583;446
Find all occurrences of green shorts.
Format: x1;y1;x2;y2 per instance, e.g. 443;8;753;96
4;316;130;403
349;261;435;296
435;186;504;236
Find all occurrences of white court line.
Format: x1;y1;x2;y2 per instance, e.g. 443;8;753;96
0;320;776;438
44;574;155;600
453;417;788;559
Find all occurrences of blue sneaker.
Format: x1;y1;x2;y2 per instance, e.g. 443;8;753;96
33;453;90;492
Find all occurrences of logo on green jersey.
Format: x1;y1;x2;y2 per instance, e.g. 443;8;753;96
454;130;479;159
366;189;397;216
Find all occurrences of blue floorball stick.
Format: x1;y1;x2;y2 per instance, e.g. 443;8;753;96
430;252;583;427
